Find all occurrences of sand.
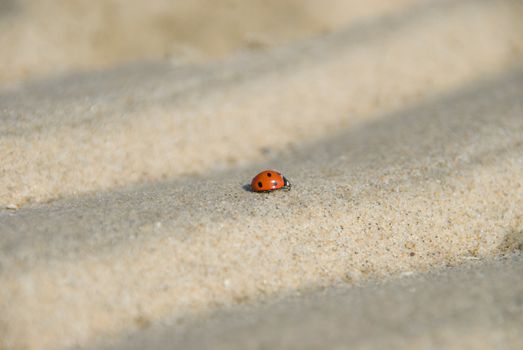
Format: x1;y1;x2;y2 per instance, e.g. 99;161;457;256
0;0;418;85
2;0;522;208
98;253;523;350
1;0;523;349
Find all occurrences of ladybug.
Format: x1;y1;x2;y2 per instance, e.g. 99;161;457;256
250;170;291;192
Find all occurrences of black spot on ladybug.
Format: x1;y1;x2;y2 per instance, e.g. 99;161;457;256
267;173;272;177
258;182;263;188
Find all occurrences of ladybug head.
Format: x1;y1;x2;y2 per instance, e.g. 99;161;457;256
282;176;291;189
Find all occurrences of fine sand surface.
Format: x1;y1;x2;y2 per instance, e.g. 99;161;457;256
1;0;523;349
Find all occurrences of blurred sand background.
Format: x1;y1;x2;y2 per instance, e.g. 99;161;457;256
0;0;417;85
102;254;523;350
1;0;523;349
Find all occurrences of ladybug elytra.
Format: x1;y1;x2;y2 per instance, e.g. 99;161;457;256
250;170;291;192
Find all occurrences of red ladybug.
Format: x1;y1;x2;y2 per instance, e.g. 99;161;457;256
250;170;291;192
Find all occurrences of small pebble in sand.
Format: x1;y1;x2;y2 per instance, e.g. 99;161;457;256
250;170;291;192
5;204;18;210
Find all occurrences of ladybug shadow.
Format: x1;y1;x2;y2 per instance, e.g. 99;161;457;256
242;184;254;192
242;183;292;193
